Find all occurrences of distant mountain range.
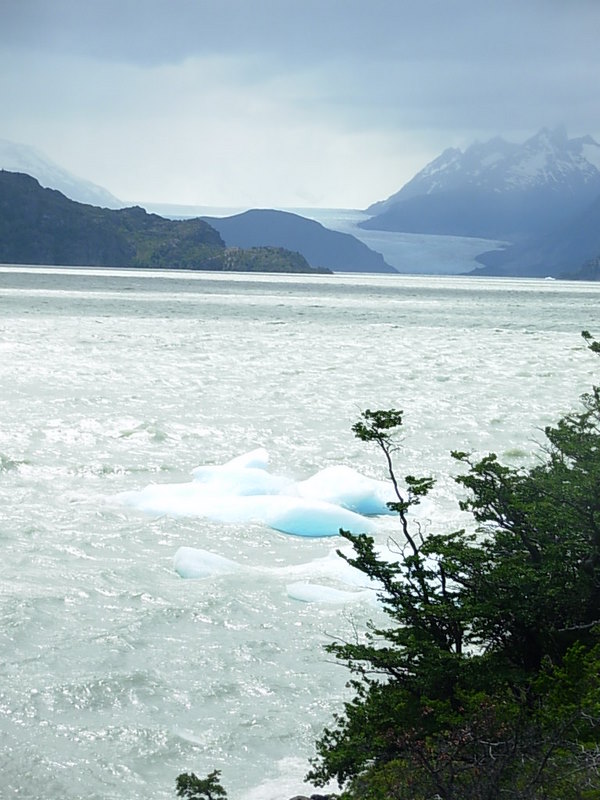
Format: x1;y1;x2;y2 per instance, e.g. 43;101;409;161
0;139;395;274
3;130;600;278
0;171;327;274
363;127;600;240
201;209;396;273
362;127;600;277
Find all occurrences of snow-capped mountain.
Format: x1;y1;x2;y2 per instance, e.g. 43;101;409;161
362;128;600;241
0;138;123;208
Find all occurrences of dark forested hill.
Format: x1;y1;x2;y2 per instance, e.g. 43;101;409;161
0;171;327;273
201;209;397;273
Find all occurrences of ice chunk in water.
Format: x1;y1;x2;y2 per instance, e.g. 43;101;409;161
191;447;270;479
286;581;377;605
192;466;291;496
174;546;241;578
115;486;374;537
190;447;291;496
222;447;270;471
113;448;384;537
259;496;375;537
278;548;382;588
290;465;395;515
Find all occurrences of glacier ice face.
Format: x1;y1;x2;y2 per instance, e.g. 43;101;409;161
113;448;388;537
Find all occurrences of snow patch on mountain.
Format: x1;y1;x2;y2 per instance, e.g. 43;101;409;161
582;141;600;171
361;128;600;242
368;128;600;216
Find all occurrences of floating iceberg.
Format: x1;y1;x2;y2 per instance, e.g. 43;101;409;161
173;544;379;584
172;545;383;606
288;464;395;516
259;496;376;537
275;547;382;589
190;447;291;496
286;581;377;605
117;488;374;537
173;546;242;579
113;448;391;537
214;447;270;471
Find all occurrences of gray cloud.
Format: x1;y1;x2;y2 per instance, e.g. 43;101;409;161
4;0;598;66
1;0;599;206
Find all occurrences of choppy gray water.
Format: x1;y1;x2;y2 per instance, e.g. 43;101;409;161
1;267;599;800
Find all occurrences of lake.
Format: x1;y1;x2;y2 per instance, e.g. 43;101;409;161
1;267;599;799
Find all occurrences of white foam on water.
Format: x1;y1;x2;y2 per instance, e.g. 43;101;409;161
239;756;337;800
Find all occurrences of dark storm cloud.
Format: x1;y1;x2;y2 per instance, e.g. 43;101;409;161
2;0;597;67
1;0;599;206
3;0;599;137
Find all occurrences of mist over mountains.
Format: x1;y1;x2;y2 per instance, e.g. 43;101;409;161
361;127;600;277
362;128;600;239
1;129;600;278
0;139;395;274
0;138;124;209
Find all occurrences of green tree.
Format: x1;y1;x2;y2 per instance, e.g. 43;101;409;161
176;770;227;800
307;335;600;799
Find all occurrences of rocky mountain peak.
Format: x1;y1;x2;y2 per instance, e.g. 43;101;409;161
361;128;600;241
368;128;600;216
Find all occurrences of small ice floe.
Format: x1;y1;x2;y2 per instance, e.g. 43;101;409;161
191;447;291;496
286;581;377;605
286;464;395;516
172;544;381;605
112;448;392;537
275;547;381;589
173;546;242;579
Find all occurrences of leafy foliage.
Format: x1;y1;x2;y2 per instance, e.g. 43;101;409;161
307;334;600;799
215;246;327;273
175;770;227;800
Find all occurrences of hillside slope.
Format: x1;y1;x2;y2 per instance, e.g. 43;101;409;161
361;128;600;242
471;193;600;278
0;138;124;208
0;171;325;273
202;209;397;273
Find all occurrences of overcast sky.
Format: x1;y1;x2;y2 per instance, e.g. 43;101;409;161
1;0;599;208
